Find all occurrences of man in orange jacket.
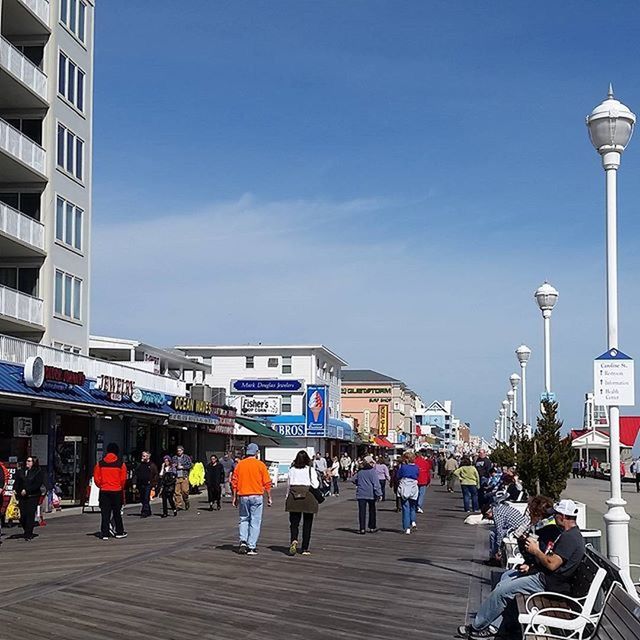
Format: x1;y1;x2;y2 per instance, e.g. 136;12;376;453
232;443;272;555
93;442;128;540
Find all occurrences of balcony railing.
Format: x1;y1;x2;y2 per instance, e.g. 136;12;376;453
0;286;44;327
0;201;45;252
0;333;187;396
0;117;46;175
19;0;50;27
0;36;47;101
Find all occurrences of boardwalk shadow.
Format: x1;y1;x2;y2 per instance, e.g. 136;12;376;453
335;527;363;535
398;557;476;578
267;545;292;556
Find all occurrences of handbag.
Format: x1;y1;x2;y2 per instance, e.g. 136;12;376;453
308;467;325;504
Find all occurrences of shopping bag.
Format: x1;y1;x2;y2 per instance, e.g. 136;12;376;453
6;494;20;522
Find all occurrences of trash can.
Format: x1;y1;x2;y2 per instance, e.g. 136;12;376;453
581;529;602;553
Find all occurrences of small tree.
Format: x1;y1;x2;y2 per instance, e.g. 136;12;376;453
533;400;574;500
515;433;538;497
490;441;516;468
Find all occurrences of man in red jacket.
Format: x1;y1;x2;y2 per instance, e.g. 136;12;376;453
93;442;128;540
415;450;433;514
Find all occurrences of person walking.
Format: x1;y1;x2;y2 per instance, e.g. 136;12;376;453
445;454;458;492
339;452;352;481
580;458;587;479
232;443;272;555
352;454;382;534
437;452;447;486
93;443;128;540
329;456;340;496
159;456;178;517
13;456;45;541
571;460;580;479
415;450;432;514
374;457;391;501
396;451;420;534
454;456;480;513
220;453;235;498
205;455;225;510
172;445;192;511
285;450;320;556
133;451;158;518
632;456;640;493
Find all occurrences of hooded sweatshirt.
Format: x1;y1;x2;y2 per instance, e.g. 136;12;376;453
94;453;127;492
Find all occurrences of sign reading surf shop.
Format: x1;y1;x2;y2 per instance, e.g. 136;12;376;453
97;375;135;402
172;396;212;415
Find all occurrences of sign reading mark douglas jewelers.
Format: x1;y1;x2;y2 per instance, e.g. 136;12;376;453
231;379;304;393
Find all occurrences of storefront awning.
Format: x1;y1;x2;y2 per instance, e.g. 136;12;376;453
234;416;293;445
374;436;393;448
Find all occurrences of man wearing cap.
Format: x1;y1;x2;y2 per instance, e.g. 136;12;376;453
231;443;272;555
483;492;529;567
172;445;193;511
459;498;585;639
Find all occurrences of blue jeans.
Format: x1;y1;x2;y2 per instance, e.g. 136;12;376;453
238;495;263;550
461;485;479;512
474;571;544;630
139;483;152;517
418;484;428;509
401;498;418;530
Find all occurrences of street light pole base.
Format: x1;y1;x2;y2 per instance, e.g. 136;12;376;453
603;498;631;571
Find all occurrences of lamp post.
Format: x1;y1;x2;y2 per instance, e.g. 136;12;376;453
516;345;531;436
507;389;515;438
535;282;559;396
509;373;521;432
501;399;510;442
494;418;500;443
587;85;635;571
499;407;506;442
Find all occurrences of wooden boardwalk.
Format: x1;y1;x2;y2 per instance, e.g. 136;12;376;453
0;481;481;640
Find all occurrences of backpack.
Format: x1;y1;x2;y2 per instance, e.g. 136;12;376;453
398;477;418;500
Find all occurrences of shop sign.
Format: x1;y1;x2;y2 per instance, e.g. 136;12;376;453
273;423;306;438
97;375;134;401
211;405;236;428
368;397;391;403
363;410;370;435
171;396;212;414
241;396;281;415
131;388;167;407
168;413;219;425
306;385;327;437
378;404;389;437
341;386;392;395
24;356;86;390
144;353;161;375
13;417;33;437
0;462;17;495
232;379;304;393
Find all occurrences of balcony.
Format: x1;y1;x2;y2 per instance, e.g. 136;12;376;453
0;285;44;334
0;117;46;181
2;0;50;36
0;36;48;107
0;334;188;396
0;201;45;257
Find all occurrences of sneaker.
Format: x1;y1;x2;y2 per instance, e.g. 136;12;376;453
457;624;496;639
289;540;298;556
411;521;417;529
405;529;411;535
161;514;168;518
357;530;366;535
417;507;424;514
247;549;258;556
367;528;379;533
238;542;249;555
173;510;178;517
114;532;128;539
301;551;311;556
101;535;109;540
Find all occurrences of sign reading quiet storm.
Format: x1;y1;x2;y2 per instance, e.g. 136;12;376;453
593;349;635;406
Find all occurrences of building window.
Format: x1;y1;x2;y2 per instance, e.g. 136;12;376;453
54;269;82;321
53;341;81;355
55;196;83;251
281;395;292;413
56;123;84;182
282;356;291;374
58;51;86;112
60;0;88;43
267;357;278;368
245;356;254;369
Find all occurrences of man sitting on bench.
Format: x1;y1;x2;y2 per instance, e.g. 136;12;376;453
458;499;585;639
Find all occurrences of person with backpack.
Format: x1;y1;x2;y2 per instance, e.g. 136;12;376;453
396;451;420;534
285;450;320;555
93;443;128;540
351;455;382;534
159;456;178;518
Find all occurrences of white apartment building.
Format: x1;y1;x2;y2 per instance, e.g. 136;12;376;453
0;0;93;353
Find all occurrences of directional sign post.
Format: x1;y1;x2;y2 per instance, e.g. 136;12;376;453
593;349;635;406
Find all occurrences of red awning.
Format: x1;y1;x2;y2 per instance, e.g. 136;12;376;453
570;417;640;448
374;436;393;448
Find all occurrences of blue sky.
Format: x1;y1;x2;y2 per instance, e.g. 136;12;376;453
91;2;640;441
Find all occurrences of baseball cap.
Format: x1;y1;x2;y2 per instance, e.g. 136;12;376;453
492;490;509;505
363;455;375;465
246;443;259;455
554;499;579;517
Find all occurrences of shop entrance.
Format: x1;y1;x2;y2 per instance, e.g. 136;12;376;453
54;414;91;505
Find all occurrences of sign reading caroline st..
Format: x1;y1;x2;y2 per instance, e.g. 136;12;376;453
594;349;635;406
232;379;304;393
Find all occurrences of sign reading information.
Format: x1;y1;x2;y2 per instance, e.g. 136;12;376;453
594;349;635;406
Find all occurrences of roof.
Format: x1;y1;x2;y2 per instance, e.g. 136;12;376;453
341;369;403;384
174;344;348;366
570;417;640;448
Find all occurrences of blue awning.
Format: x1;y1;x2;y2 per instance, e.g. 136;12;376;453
264;414;353;441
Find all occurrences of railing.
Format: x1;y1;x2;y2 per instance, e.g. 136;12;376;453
0;117;46;175
0;286;44;327
0;36;47;101
0;201;45;251
19;0;50;27
0;333;187;396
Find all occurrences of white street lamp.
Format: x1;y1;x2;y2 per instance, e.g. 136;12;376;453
507;389;515;437
499;407;506;442
494;418;500;442
509;373;521;430
516;345;531;436
501;399;510;442
587;85;635;571
535;282;559;395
